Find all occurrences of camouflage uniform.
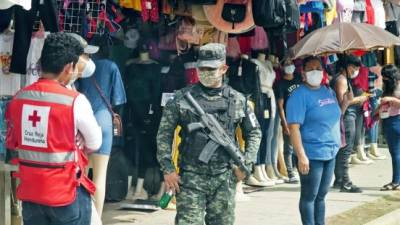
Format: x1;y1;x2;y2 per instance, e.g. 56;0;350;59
157;82;261;225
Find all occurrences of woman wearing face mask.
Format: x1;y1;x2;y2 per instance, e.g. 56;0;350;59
286;56;341;225
76;45;127;218
379;65;400;191
332;55;368;193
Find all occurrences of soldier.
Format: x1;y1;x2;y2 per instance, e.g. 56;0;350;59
157;43;262;225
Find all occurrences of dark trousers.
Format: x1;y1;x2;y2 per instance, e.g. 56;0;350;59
256;94;271;165
383;115;400;184
299;158;336;225
22;187;91;225
335;110;359;186
283;133;295;177
11;0;59;74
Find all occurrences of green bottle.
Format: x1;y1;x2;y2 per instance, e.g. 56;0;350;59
159;190;174;209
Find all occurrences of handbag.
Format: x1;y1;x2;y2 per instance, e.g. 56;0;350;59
91;77;123;137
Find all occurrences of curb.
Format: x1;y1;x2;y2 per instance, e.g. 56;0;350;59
364;209;400;225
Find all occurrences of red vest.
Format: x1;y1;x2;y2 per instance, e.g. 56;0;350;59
6;79;95;207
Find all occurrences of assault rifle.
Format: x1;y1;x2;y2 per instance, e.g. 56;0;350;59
184;92;251;177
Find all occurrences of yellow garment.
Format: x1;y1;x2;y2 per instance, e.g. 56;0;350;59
325;1;337;25
236;127;245;152
236;100;255;152
385;47;395;65
172;126;181;172
119;0;141;11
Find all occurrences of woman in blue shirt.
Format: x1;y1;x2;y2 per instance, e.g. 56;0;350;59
286;56;342;225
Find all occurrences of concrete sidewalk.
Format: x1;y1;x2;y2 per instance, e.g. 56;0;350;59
103;149;395;225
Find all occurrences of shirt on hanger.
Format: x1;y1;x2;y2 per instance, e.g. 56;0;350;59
0;32;21;96
335;0;354;23
24;33;46;86
371;0;386;28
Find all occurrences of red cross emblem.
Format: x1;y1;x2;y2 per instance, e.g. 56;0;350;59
28;110;41;127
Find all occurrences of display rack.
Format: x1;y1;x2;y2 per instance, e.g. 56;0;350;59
57;0;106;35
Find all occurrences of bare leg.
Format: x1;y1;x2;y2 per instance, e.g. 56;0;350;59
90;154;110;218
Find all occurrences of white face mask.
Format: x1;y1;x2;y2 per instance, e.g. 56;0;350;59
284;65;295;74
81;58;96;78
305;70;323;87
350;69;359;79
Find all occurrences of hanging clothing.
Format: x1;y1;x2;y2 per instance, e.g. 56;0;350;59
335;0;354;23
371;0;386;29
0;32;21;96
140;0;159;23
352;0;366;23
365;0;375;24
325;0;338;25
0;98;11;156
25;32;46;86
10;0;59;74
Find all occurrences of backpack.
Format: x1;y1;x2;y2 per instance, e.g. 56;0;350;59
253;0;286;29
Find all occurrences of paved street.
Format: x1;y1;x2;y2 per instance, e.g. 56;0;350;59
103;148;396;225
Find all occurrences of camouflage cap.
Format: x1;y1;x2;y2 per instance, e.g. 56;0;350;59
197;43;226;69
66;33;99;54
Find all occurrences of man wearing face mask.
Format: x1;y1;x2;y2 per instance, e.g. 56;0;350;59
286;56;341;225
5;33;102;225
275;59;302;184
332;55;369;193
66;33;98;87
157;43;261;225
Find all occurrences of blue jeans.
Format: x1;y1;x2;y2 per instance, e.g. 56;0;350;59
267;112;279;166
22;187;91;225
366;122;379;144
94;109;113;155
382;115;400;184
299;158;335;225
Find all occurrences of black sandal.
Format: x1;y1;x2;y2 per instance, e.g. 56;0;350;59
380;183;400;191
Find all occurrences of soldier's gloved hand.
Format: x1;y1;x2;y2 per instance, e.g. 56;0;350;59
164;172;181;194
233;166;247;182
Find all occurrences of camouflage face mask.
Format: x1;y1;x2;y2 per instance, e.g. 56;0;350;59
198;69;222;87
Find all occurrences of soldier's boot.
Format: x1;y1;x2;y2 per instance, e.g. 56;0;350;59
368;143;387;160
253;165;275;187
356;145;374;164
132;178;149;200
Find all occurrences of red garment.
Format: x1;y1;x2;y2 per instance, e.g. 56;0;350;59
365;0;375;25
351;66;369;92
141;0;159;23
363;101;374;129
6;79;95;207
237;36;252;56
184;62;199;85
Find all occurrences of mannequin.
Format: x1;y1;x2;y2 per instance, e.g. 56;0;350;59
265;54;285;184
245;53;276;187
125;51;163;200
